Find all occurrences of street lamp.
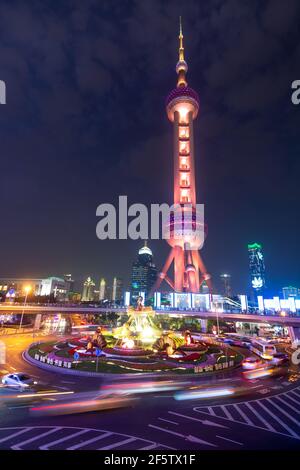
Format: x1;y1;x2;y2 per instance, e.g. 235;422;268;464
19;285;31;330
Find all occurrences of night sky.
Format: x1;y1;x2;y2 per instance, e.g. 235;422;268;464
0;0;300;294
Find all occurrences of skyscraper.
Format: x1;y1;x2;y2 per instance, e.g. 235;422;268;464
282;286;300;299
99;278;106;301
248;243;266;294
131;242;157;301
112;277;123;304
153;19;211;294
81;276;95;302
220;273;232;297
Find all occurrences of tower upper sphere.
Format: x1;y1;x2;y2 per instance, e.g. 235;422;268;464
166;18;199;121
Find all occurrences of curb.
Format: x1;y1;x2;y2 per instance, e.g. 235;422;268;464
23;345;242;379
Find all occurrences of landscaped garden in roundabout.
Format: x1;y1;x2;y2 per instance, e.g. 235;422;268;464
28;298;243;375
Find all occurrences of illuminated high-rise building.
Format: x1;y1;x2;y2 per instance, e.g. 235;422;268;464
81;276;95;302
99;278;106;301
220;273;232;297
112;277;123;304
131;241;157;301
282;286;300;299
248;243;266;293
153;19;211;294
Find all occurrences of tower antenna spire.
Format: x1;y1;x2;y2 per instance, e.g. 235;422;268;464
176;16;188;87
179;16;184;62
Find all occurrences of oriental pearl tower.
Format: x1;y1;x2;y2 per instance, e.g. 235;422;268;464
153;19;212;294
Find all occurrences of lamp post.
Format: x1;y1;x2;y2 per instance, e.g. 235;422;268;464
19;286;31;331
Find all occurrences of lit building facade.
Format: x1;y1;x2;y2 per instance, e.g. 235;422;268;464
282;286;300;299
112;277;124;304
131;242;157;302
220;274;232;297
248;243;266;294
81;276;95;302
0;276;68;301
99;278;106;301
153;20;211;294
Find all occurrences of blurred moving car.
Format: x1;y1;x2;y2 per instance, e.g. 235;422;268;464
242;356;264;370
1;373;36;390
270;352;289;366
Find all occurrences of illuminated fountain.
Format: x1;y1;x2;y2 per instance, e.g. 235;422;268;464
113;297;162;354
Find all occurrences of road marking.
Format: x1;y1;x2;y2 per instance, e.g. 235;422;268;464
99;437;136;450
221;405;234;420
244;402;276;432
11;427;61;450
265;398;300;428
216;435;243;446
67;432;113;450
275;396;300;414
286;392;300;406
148;424;217;447
0;428;31;443
256;401;299;439
232;404;254;426
158;417;178;425
60;380;75;384
39;429;90;450
168;411;228;428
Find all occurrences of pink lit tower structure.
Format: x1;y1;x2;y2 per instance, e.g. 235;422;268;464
153;19;212;294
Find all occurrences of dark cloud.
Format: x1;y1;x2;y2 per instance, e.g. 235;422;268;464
0;0;299;293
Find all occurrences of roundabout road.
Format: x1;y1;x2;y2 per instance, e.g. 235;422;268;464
1;332;300;450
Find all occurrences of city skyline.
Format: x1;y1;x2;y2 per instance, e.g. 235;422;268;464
0;1;299;293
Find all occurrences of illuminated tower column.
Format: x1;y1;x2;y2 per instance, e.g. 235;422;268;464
153;19;211;294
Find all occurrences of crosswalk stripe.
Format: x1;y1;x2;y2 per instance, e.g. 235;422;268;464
286;393;300;407
99;437;136;450
11;427;61;450
0;428;31;444
221;406;234;420
289;390;300;400
275;396;300;415
265;398;300;429
244;402;276;432
39;429;90;450
257;401;299;439
232;404;254;426
67;432;113;450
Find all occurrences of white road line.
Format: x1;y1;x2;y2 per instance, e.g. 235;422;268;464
148;424;217;447
208;407;216;416
140;443;159;450
232;404;255;426
99;437;136;450
275;396;300;414
158;417;178;425
221;406;234;420
60;380;75;384
265;398;300;428
289;390;300;400
216;435;243;446
257;401;299;439
0;428;31;444
291;388;300;397
244;402;276;432
39;429;90;450
67;432;113;450
11;427;62;450
168;411;228;428
286;393;300;407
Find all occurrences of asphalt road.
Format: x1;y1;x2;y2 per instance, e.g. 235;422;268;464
1;333;300;450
